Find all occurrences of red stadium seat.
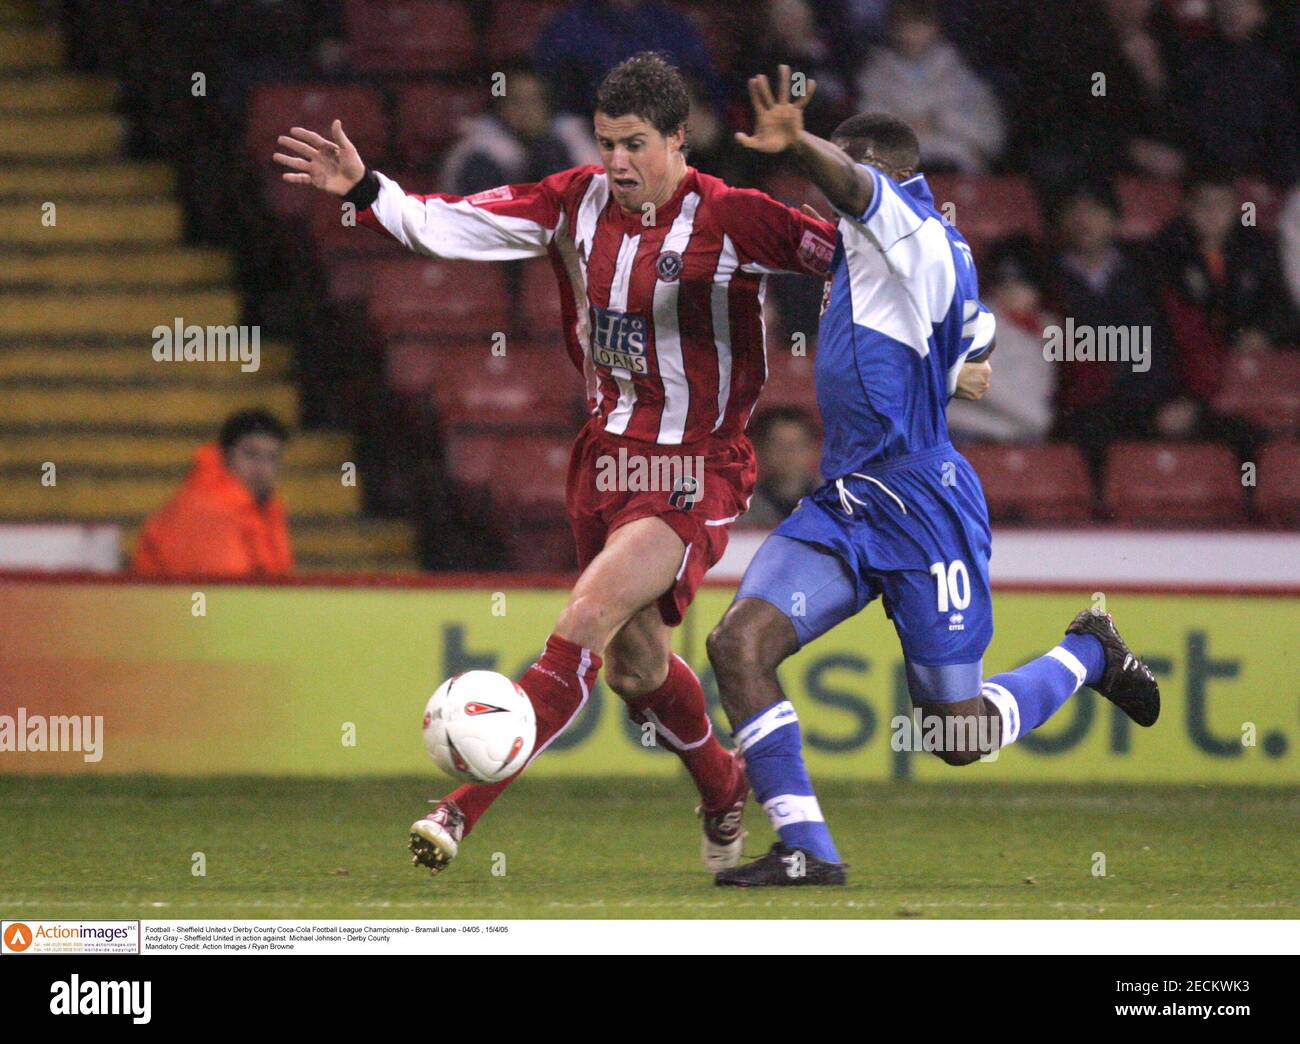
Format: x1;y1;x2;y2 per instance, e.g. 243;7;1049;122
393;83;485;167
1116;176;1182;239
957;443;1093;522
247;83;387;165
1212;350;1300;437
484;0;567;62
367;258;512;338
344;0;477;73
1254;440;1300;525
503;520;577;572
518;257;566;338
927;175;1043;257
443;431;573;511
310;199;407;258
759;343;819;413
386;338;583;428
1103;441;1246;524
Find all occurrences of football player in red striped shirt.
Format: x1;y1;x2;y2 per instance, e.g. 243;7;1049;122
274;52;836;877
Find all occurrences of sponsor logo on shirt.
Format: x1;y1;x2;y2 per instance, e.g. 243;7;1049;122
467;185;513;205
589;306;648;373
798;227;835;270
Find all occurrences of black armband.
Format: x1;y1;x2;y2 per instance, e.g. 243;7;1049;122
344;168;381;211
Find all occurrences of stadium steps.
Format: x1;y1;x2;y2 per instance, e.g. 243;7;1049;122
0;13;419;572
0;161;173;198
0;248;232;289
0;430;350;469
0;468;360;518
0;342;291;381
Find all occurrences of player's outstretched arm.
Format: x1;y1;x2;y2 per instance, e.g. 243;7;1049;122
734;65;873;218
272;120;365;197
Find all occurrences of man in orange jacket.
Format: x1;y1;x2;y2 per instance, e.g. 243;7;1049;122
132;410;294;578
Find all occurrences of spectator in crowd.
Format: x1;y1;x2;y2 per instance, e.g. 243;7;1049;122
681;75;749;186
440;61;598;196
948;238;1058;442
535;1;722;116
740;407;821;527
1046;183;1174;472
1147;171;1288;454
1154;171;1295;358
132;410;294;578
1006;0;1184;189
742;0;855;138
1177;0;1299;184
855;0;1005;173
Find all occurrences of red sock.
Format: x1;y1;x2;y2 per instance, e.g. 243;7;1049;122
626;654;740;811
443;634;600;836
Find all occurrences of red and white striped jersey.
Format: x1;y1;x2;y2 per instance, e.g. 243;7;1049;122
356;165;836;445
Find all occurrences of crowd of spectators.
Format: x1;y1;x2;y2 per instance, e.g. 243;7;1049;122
63;0;1300;544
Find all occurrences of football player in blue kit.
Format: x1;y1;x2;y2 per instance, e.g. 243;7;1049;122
708;68;1160;886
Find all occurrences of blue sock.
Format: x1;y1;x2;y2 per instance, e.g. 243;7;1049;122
734;701;840;863
979;633;1106;742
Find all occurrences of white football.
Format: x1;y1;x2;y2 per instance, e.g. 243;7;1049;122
422;671;537;784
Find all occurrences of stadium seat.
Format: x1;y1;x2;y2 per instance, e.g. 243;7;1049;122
760;343;819;413
1116;176;1182;239
344;0;477;73
310;199;407;258
367;258;511;338
957;442;1093;522
387;338;584;429
1254;440;1300;525
393;83;485;168
246;83;387;166
926;175;1043;257
518;257;566;338
1212;350;1300;436
502;519;577;572
484;0;568;63
1103;441;1246;524
443;431;572;511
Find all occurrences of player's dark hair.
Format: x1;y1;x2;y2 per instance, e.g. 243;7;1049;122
831;112;920;173
595;51;690;140
219;408;288;451
750;406;818;447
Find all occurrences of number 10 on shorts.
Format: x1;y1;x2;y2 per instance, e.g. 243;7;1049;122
930;560;971;612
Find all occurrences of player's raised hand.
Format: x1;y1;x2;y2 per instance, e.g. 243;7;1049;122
273;119;365;196
735;64;816;155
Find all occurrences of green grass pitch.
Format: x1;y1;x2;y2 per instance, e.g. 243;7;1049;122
2;776;1297;919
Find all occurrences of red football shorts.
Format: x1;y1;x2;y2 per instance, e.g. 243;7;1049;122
565;418;757;626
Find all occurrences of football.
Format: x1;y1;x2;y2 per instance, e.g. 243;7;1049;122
422;671;537;784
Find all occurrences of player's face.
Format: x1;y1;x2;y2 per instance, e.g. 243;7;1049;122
225;433;284;504
594;111;686;213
